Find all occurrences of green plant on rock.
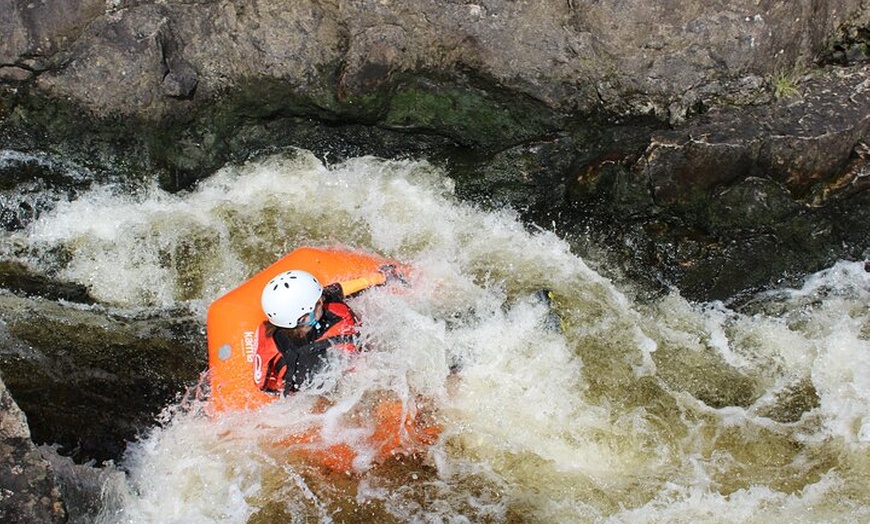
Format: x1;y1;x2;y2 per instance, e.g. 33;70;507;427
772;68;802;100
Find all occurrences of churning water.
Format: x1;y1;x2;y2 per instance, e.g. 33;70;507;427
6;149;870;522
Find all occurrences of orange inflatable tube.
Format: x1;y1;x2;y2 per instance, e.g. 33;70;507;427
273;396;442;473
206;246;404;413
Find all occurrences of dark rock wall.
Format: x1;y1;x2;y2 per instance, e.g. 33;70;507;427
0;291;207;464
0;375;66;524
2;1;864;119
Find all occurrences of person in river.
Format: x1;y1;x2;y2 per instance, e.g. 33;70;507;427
253;266;402;395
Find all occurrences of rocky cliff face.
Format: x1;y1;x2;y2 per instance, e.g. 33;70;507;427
2;0;865;121
1;1;866;294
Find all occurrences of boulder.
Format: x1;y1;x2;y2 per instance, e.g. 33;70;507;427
0;290;206;463
0;374;66;524
561;63;870;299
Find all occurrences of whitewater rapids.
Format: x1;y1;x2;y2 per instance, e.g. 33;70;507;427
7;149;869;523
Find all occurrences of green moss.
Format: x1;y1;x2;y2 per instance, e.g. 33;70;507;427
3;67;563;194
381;78;556;150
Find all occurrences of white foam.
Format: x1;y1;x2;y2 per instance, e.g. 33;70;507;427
5;150;867;522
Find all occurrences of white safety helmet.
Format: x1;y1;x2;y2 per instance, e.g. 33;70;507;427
261;270;323;328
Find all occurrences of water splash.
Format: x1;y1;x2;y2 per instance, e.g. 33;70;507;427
5;149;868;522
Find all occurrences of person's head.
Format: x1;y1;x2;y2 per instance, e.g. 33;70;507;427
261;270;324;329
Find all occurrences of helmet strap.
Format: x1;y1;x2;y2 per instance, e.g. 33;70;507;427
299;310;320;329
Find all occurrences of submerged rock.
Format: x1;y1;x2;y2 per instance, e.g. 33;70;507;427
0;290;206;464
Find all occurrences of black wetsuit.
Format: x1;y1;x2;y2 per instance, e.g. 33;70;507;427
272;284;357;393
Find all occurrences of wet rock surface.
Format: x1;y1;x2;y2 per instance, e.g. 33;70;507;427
0;375;66;524
0;1;866;299
0;291;206;463
556;64;870;301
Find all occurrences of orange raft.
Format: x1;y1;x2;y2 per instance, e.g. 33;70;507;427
206;247;440;471
207;246;407;413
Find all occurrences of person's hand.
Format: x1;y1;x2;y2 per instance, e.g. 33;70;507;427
378;264;408;285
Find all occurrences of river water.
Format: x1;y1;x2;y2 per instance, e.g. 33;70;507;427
4;149;869;523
